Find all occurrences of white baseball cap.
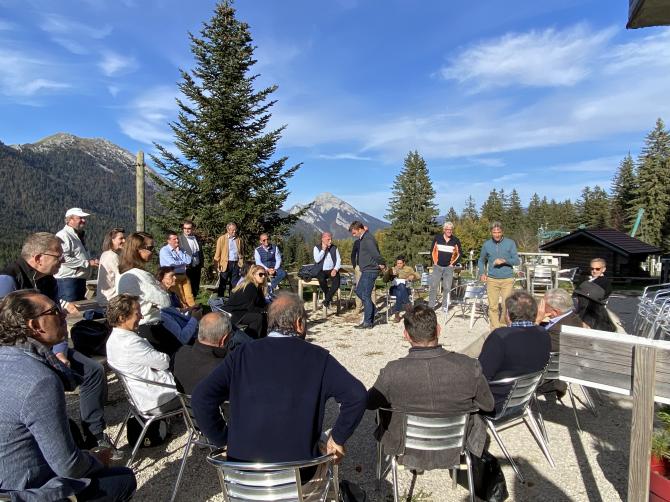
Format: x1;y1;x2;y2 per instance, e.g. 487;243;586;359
65;207;91;218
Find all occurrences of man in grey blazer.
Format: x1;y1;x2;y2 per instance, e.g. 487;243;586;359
179;220;204;298
367;304;494;470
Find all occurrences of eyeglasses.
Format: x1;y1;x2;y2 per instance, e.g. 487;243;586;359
142;245;155;252
42;253;64;261
591;267;602;271
30;304;64;319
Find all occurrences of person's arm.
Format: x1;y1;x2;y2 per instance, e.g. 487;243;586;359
254;249;267;269
366;366;391;410
478;334;503;381
22;374;103;478
275;248;282;269
334;249;341;271
322;355;367;446
350;243;358;267
506;240;520;267
472;360;495;412
125;336;171;370
213;236;223;269
192;355;233;447
477;243;488;279
314;246;325;262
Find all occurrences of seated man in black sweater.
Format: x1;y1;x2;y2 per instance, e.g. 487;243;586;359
478;290;551;412
192;291;367;464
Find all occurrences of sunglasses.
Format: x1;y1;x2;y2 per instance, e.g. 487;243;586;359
31;304;64;319
591;267;602;271
257;272;267;277
142;245;155;252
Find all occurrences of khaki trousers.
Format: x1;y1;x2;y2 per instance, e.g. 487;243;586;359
173;273;196;307
486;277;515;330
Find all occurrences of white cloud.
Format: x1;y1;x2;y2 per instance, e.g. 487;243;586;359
440;24;616;90
468;157;505;168
316;153;373;161
99;51;137;76
0;48;71;97
118;86;177;145
546;156;623;173
491;172;526;184
40;13;112;39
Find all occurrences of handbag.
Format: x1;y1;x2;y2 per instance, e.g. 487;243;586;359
298;264;318;281
471;450;509;502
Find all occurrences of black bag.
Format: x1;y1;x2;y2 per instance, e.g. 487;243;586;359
298;264;319;281
471;450;509;502
71;319;111;358
339;479;367;502
126;416;170;448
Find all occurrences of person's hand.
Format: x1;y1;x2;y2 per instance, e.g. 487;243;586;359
268;268;275;275
325;436;345;464
480;274;487;282
535;298;547;324
379;264;386;270
493;258;506;266
330;269;337;277
65;303;79;315
89;259;99;267
55;352;71;368
322;243;328;251
90;447;112;467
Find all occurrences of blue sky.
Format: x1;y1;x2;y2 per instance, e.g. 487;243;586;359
2;0;669;220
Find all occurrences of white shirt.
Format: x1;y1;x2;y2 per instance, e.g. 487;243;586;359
116;268;171;325
313;246;341;271
95;250;119;305
106;327;176;412
228;237;239;261
54;225;91;279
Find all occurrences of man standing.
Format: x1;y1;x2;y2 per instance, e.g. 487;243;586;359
585;257;612;298
429;221;461;312
179;220;204;298
0;233;111;451
478;221;520;330
54;207;99;302
192;292;367;464
254;233;287;295
478;290;551;410
214;222;244;298
367;304;493;469
313;232;341;309
159;231;195;306
349;221;385;329
0;290;136;501
173;312;251;394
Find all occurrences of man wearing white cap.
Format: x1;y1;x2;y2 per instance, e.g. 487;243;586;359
54;208;99;302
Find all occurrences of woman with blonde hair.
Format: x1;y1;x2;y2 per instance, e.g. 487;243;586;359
95;227;125;305
225;264;268;338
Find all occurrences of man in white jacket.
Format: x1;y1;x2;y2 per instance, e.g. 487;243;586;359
54;208;99;302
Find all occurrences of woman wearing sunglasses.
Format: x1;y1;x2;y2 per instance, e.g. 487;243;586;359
225;264;268;338
117;232;182;356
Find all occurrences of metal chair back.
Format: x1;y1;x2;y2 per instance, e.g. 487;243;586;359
207;450;338;502
208;297;233;318
490;370;545;421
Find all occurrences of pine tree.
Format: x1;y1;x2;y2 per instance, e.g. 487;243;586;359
150;1;302;265
480;189;505;223
462;196;479;220
506;189;523;235
446;207;459;224
526;193;544;232
577;186;610;228
384;150;439;263
611;153;637;232
631;118;670;248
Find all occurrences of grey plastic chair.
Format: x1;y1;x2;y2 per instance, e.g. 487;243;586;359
207;449;339;502
109;365;184;468
375;409;474;502
483;370;554;483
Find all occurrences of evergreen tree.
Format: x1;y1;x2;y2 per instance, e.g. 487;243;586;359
577;186;610;228
150;1;302;266
611;153;637;232
446;207;459;224
631;118;670;248
526;193;544;232
384;150;439;263
462;196;479;220
506;189;523;235
481;188;505;222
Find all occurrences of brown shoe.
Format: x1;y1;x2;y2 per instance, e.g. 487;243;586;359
393;312;401;323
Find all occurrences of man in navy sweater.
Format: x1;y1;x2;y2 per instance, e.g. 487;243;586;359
192;292;367;463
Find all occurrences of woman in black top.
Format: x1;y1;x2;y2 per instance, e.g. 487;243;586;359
226;265;268;338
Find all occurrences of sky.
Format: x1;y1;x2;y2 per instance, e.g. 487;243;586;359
1;0;670;220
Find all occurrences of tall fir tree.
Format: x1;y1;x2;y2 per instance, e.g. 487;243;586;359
506;189;523;235
610;153;637;232
150;1;302;265
384;150;439;263
577;186;610;228
446;206;459;224
631;118;670;248
462;196;479;220
480;188;505;222
526;193;545;232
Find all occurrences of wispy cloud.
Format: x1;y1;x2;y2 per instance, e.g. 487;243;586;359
469;157;505;168
0;48;70;97
40;13;112;54
491;172;526;184
316;153;373;161
440;24;616;90
99;51;137;76
118;86;176;145
546;155;622;173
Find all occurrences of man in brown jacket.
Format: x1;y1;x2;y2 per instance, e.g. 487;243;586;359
367;304;494;470
214;222;244;298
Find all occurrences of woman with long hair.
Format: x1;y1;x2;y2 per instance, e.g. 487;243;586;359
116;232;182;356
95;227;125;305
225;264;268;338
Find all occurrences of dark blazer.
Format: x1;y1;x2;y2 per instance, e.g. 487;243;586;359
178;234;203;268
191;336;367;462
479;325;551;410
367;346;494;469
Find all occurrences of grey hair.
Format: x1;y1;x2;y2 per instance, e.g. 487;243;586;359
505;290;538;322
591;257;607;268
490;221;503;231
544;289;574;313
107;294;140;327
0;290;44;346
443;221;455;229
268;291;306;332
21;232;61;261
198;312;232;343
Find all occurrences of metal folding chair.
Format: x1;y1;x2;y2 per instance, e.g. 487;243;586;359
444;282;488;329
109;365;184;468
375;409;475;502
556;267;578;288
483;370;554;483
530;265;554;295
207;449;339;502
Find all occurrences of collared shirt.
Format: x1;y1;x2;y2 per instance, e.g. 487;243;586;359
254;245;282;270
313;246;341;271
184;235;200;266
544;309;574;331
228;236;239;261
510;320;536;328
159;244;192;274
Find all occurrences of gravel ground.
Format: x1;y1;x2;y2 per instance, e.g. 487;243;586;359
69;294;635;501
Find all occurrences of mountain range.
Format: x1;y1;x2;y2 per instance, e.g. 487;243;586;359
0;133;387;261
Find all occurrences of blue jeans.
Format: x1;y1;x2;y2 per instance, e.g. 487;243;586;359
356;270;378;325
76;466;137;501
269;268;287;291
68;348;107;440
56;277;87;302
390;283;411;313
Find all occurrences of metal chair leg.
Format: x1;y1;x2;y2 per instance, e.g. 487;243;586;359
126;416;156;467
525;409;556;468
579;385;598;416
376;441;383;490
567;384;583;433
391;456;399;502
465;451;475;502
485;419;525;483
533;396;549;443
170;430;195;502
113;410;132;448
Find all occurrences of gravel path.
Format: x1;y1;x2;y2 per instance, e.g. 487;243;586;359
78;296;633;501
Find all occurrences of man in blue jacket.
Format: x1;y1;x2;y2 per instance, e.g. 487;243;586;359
478;221;520;330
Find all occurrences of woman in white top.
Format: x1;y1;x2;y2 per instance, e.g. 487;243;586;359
105;294;178;413
95;228;125;305
117;232;181;356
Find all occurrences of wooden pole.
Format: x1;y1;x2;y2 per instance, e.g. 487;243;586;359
627;345;656;501
136;151;145;232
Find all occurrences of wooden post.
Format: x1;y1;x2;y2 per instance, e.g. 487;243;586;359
627;345;656;501
136;151;145;232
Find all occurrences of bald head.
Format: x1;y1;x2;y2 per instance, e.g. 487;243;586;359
198;312;232;346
